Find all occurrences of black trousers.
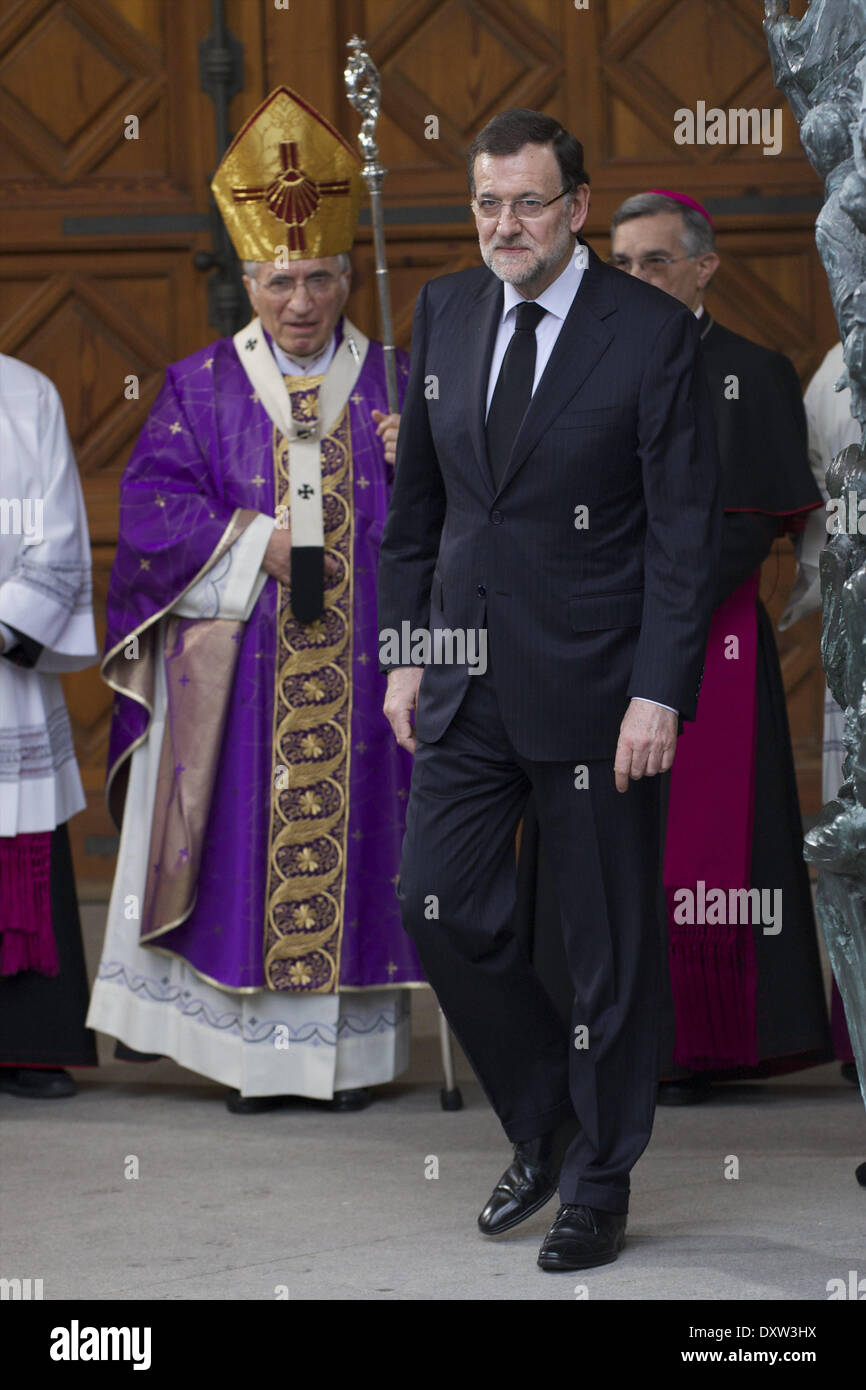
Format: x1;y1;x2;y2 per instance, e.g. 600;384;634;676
398;665;663;1213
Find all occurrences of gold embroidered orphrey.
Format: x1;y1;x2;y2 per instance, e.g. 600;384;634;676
264;375;354;992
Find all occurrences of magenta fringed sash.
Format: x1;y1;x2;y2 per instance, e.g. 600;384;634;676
663;572;760;1069
0;832;57;977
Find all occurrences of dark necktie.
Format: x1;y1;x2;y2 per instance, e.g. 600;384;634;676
485;300;546;489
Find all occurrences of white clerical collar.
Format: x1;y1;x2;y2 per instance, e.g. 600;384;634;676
271;330;337;377
694;304;705;319
501;242;589;323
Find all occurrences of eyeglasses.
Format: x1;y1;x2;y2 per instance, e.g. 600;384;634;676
606;254;694;274
253;271;346;300
471;189;570;221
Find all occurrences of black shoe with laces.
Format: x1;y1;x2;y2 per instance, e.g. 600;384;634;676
537;1204;627;1271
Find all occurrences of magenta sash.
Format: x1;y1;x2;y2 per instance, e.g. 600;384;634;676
663;572;760;1068
0;831;56;977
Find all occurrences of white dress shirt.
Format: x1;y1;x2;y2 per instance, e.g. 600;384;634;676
484;242;675;716
485;243;588;416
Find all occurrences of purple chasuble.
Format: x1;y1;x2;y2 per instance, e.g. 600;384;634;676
103;321;423;992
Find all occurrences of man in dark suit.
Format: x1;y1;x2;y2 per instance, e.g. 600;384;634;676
377;109;720;1271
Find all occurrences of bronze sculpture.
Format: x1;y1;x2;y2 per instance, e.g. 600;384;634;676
765;3;866;1173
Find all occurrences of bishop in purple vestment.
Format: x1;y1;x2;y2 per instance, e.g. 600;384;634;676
87;86;425;1108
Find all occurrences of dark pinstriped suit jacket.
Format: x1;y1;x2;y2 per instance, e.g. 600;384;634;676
377;245;721;762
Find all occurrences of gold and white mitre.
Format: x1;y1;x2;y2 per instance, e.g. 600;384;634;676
211;85;363;262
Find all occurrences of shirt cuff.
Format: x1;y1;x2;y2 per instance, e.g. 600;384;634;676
632;696;678;714
0;621;17;653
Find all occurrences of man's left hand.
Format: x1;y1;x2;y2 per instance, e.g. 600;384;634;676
372;409;400;465
613;699;677;793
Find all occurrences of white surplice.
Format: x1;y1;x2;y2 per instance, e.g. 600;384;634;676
0;355;97;836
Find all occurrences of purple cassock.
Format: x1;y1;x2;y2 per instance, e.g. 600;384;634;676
102;318;425;994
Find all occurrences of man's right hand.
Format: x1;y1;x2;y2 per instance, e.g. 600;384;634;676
262;525;292;583
262;523;338;583
384;666;423;753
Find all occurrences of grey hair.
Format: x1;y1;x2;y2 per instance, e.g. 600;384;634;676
243;252;351;279
610;193;715;257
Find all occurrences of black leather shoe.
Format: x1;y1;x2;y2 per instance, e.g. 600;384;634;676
537;1204;627;1271
225;1091;286;1114
0;1067;76;1099
325;1087;371;1112
841;1062;859;1087
478;1133;558;1235
657;1075;711;1106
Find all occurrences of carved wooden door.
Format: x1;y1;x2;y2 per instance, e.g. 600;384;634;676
0;0;832;897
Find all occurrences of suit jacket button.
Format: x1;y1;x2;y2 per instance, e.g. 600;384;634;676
477;584;486;598
491;510;503;525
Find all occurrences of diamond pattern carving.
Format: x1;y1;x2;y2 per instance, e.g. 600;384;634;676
601;0;797;163
0;0;160;181
395;1;527;133
0;7;129;144
631;0;765;114
6;274;165;478
370;0;561;167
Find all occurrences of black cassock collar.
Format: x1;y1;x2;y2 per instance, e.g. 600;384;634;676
698;315;821;524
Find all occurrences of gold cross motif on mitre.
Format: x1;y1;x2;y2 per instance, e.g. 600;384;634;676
211;86;362;263
232;141;351;254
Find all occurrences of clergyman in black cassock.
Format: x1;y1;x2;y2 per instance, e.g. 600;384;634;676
516;191;832;1104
